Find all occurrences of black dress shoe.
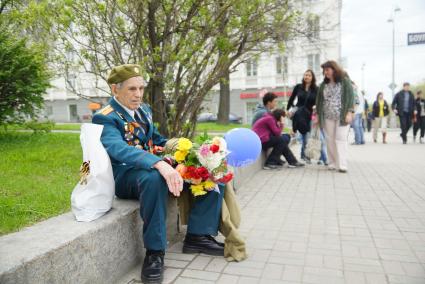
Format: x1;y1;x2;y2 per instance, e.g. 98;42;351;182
183;234;224;256
141;250;164;283
206;235;225;247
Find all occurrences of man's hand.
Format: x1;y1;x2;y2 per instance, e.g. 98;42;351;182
345;112;354;124
154;161;183;197
394;109;398;115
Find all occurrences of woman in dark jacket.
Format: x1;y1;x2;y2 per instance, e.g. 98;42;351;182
315;60;355;173
372;92;390;144
413;90;425;143
286;69;318;163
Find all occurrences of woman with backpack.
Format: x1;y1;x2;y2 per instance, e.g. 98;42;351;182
287;69;318;163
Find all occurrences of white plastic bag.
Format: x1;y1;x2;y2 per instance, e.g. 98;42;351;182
71;123;115;222
305;127;322;160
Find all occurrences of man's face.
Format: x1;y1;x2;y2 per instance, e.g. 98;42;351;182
268;98;278;110
112;76;144;110
403;84;410;92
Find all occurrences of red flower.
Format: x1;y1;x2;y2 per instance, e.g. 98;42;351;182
218;172;233;183
186;166;200;179
210;144;219;153
195;167;210;181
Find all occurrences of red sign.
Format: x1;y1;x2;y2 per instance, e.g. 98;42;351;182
240;91;291;99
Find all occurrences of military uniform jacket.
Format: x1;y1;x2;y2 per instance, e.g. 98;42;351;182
92;98;167;171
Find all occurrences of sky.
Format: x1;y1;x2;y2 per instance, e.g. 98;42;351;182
341;0;425;102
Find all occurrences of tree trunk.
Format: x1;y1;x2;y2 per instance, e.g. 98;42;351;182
217;68;230;125
146;78;169;137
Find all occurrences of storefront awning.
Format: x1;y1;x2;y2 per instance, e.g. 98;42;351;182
240;91;291;99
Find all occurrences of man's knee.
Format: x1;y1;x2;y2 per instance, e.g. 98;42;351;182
137;169;168;197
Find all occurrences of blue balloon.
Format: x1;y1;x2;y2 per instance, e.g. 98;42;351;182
224;128;262;168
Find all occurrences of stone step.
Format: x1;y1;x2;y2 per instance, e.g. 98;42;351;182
0;197;182;284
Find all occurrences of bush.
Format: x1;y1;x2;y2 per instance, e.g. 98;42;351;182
24;120;55;133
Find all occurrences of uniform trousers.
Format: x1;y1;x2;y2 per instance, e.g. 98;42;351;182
113;165;224;251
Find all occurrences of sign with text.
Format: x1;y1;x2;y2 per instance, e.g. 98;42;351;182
408;32;425;45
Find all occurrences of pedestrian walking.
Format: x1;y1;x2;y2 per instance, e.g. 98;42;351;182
315;60;355;173
413;90;425;143
287;69;318;163
352;83;365;145
372;92;390;144
392;82;416;144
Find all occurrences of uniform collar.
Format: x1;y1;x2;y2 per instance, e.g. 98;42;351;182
113;97;141;118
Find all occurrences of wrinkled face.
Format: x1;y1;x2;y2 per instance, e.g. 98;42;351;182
323;67;334;81
112;76;144;110
303;71;313;84
268;98;278;110
403;84;410;92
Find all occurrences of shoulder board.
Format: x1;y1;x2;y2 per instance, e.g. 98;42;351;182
99;105;114;115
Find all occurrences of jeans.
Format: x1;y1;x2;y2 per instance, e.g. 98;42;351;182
300;132;310;159
263;136;297;165
319;129;327;163
399;112;412;142
353;113;365;144
413;116;425;138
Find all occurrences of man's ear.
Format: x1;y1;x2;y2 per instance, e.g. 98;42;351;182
111;84;117;96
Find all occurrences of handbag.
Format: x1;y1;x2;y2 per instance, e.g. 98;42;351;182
305;127;321;160
71;123;115;222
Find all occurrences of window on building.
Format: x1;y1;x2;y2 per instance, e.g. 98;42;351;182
246;59;258;77
307;15;320;39
69;104;78;121
307;54;321;74
276;56;288;78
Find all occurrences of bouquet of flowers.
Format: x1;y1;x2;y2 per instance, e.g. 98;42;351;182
163;136;233;196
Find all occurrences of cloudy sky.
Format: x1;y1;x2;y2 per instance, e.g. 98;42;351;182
341;0;425;102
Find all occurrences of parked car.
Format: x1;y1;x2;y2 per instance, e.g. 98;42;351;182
197;112;242;124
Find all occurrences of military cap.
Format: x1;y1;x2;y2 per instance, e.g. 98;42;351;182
107;64;143;85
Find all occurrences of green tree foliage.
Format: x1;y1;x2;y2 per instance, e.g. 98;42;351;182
0;31;50;125
9;0;299;136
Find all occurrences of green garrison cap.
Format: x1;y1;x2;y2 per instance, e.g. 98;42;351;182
107;64;143;85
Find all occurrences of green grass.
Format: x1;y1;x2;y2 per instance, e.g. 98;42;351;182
195;122;250;132
2;123;82;131
53;123;82;130
0;132;82;235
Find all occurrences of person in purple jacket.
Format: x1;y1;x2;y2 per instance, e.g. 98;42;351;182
252;109;305;170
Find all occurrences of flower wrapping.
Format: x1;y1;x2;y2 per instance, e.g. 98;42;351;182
162;136;233;196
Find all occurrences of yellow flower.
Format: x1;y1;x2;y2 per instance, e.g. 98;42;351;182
191;184;207;196
212;137;221;146
174;150;188;162
203;180;216;190
177;138;192;152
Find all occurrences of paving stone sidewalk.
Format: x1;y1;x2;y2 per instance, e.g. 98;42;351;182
121;131;425;284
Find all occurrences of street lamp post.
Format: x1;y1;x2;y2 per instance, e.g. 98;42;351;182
387;6;401;100
387;6;401;128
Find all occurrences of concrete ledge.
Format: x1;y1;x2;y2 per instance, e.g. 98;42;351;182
232;152;266;190
0;197;182;284
0;154;264;284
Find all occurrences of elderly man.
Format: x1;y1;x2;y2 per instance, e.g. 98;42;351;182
93;64;224;283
